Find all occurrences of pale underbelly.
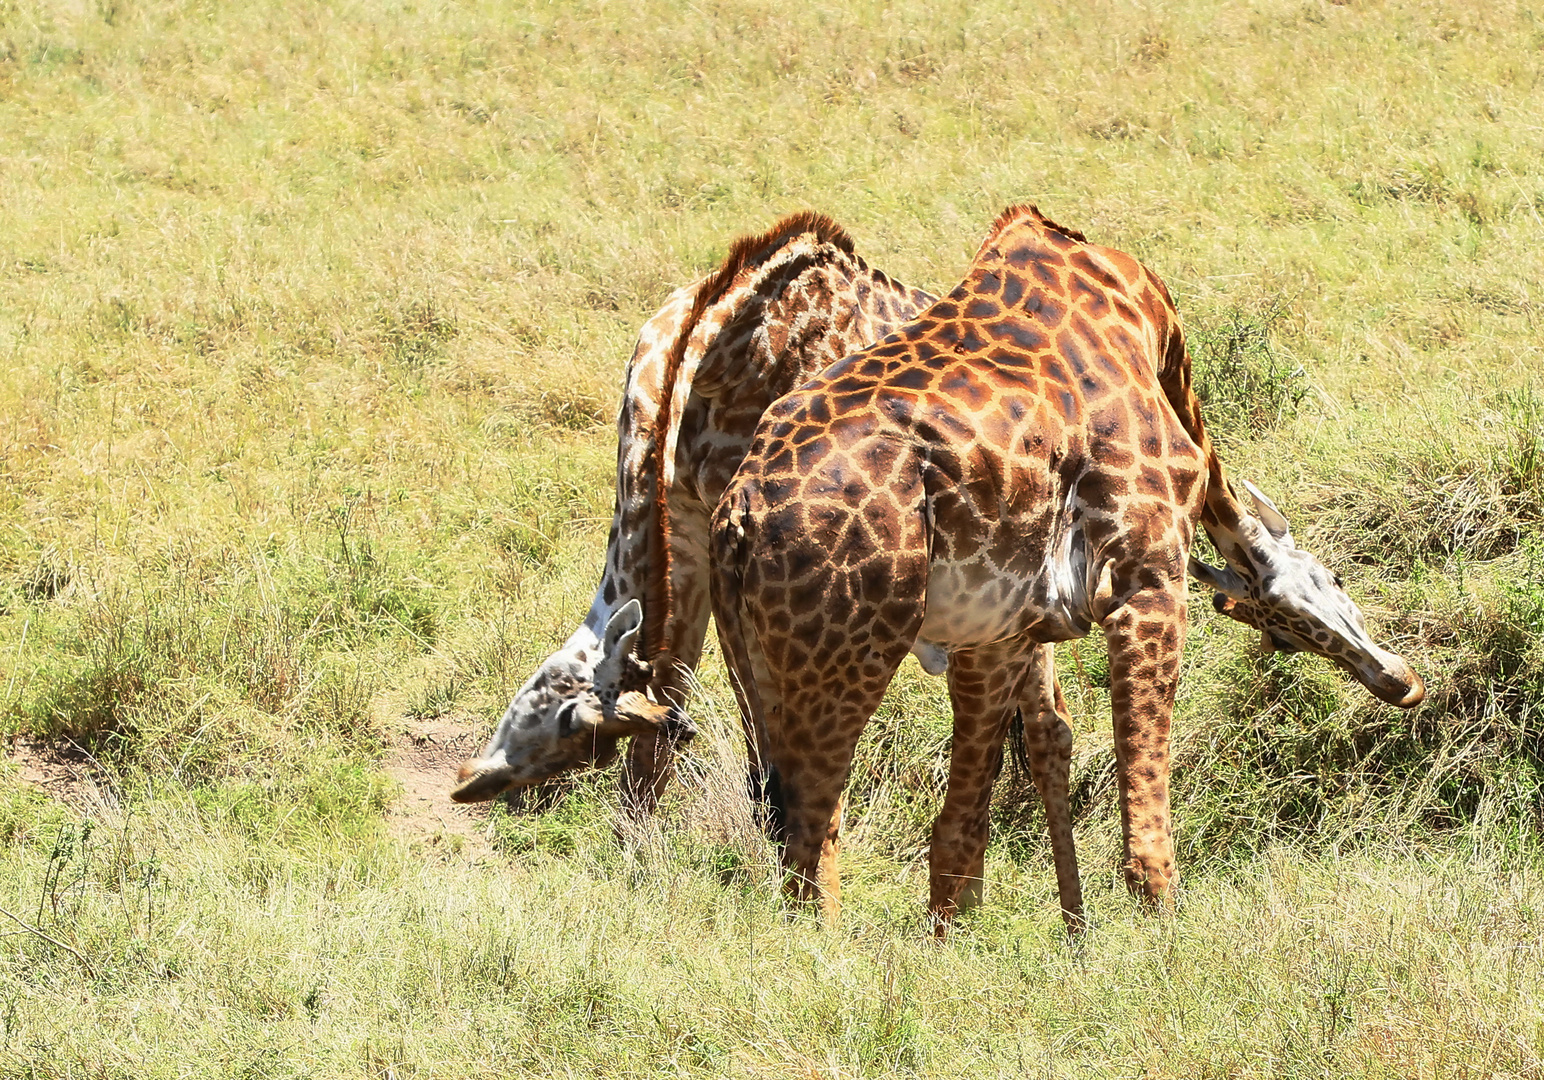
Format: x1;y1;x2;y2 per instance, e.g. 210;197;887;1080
913;556;1090;665
907;487;1096;673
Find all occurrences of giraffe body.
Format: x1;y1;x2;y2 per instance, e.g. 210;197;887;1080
453;214;935;804
711;205;1424;930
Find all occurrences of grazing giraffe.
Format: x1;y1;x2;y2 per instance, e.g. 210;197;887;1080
709;204;1425;931
452;212;935;805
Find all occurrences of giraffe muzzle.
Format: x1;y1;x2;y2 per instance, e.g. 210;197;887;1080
1353;658;1426;709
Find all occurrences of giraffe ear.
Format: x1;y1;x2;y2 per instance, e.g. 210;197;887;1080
601;599;643;656
1189;556;1247;600
1241;480;1295;547
593;600;648;704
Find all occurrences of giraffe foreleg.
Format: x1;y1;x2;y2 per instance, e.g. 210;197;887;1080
1017;644;1085;933
1101;583;1187;904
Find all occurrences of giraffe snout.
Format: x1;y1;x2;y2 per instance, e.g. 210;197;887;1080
1348;651;1426;709
451;759;517;802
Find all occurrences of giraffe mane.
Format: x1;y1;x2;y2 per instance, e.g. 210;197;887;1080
643;211;857;661
976;203;1089;258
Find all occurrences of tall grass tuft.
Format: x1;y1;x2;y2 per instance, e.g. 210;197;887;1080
1312;386;1544;571
1188;299;1308;445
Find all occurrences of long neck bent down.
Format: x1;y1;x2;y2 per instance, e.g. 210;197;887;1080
625;222;934;688
1152;314;1260;568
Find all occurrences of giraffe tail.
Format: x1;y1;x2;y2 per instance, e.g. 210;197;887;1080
1005;708;1031;786
709;487;786;841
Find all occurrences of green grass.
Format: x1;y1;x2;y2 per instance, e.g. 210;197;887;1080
2;0;1543;1074
2;783;1542;1077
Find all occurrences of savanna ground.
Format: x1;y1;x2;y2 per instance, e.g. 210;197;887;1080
2;0;1543;1075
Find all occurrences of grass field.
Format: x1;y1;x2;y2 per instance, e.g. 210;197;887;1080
2;0;1543;1075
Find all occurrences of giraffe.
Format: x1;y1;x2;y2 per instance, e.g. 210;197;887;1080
708;204;1425;932
451;212;935;805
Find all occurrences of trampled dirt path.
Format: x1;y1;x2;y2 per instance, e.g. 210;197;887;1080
5;735;110;809
383;711;495;861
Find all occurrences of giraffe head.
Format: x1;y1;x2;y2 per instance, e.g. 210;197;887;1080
450;600;696;802
1190;481;1425;708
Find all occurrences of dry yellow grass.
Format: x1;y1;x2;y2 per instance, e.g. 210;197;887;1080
1;0;1542;1074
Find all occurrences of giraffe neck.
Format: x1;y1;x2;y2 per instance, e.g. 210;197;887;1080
641;214;931;664
561;285;699;662
1153;320;1269;575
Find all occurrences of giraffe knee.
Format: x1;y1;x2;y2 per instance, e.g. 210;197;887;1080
1048;716;1073;759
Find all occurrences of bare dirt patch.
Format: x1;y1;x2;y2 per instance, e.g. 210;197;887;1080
5;736;112;810
384;711;494;862
6;715;497;860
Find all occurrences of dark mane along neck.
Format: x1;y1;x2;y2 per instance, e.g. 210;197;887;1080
643;212;856;662
975;203;1088;260
1152;298;1246;542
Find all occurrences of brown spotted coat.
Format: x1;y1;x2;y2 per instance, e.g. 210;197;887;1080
710;205;1213;930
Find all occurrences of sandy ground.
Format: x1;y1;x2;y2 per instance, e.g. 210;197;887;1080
381;710;495;861
5;735;111;810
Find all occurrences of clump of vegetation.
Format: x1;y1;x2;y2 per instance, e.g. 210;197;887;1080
374;299;457;370
1310;386;1544;572
1163;586;1543;868
1188;299;1308;445
18;547;72;602
3;529;427;775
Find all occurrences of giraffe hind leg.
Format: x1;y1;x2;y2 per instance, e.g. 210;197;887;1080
711;460;928;921
753;576;921;921
764;675;901;922
1018;643;1085;933
929;638;1038;934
